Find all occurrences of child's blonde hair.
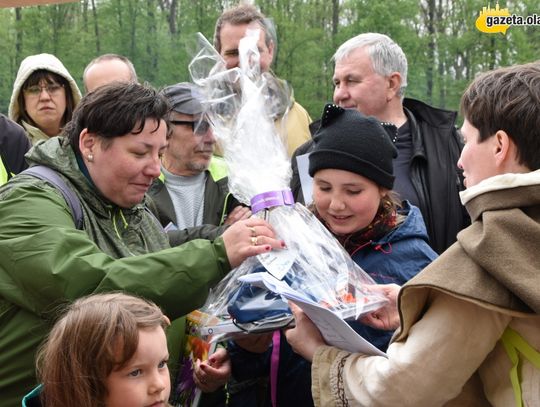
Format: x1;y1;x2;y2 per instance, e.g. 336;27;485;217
36;292;169;407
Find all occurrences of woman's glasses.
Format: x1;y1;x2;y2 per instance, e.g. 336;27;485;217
23;83;64;97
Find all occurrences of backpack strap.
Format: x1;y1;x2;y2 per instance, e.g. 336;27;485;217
21;165;84;230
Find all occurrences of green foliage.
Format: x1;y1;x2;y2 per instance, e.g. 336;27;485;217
0;0;538;119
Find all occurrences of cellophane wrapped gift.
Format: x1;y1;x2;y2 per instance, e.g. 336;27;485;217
189;31;387;341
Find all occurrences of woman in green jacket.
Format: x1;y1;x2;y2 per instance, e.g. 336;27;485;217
0;82;281;406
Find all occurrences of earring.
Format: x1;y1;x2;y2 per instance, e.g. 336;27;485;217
87;154;94;162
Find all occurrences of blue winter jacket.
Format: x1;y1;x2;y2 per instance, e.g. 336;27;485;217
227;202;436;406
348;201;437;351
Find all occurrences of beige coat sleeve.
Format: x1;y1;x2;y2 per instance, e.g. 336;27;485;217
312;292;511;407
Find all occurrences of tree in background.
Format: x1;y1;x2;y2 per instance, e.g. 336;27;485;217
0;0;538;119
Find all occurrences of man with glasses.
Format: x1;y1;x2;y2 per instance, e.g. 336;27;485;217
148;82;250;246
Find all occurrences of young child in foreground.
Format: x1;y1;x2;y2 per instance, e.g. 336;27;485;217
22;292;171;407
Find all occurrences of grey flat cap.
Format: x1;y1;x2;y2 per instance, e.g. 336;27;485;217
162;82;204;115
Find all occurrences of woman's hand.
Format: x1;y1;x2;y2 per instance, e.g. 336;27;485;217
193;348;231;393
283;303;326;362
359;284;401;331
222;219;285;268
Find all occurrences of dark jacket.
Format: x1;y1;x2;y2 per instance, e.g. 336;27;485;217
402;98;469;254
147;158;241;246
0;114;31;185
291;98;469;254
227;332;313;407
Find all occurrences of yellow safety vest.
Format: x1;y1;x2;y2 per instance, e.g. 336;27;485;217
0;155;9;186
500;326;540;407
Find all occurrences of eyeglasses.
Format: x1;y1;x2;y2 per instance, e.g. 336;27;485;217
23;83;64;96
170;119;211;135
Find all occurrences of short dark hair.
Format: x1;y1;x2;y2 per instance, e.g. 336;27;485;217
213;4;275;54
461;61;540;170
18;70;76;129
66;82;171;155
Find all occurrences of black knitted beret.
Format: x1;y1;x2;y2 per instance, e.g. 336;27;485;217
308;104;398;190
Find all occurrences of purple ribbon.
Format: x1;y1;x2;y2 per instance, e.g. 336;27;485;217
250;189;294;214
270;330;281;407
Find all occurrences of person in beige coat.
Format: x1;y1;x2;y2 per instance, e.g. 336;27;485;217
285;61;540;406
9;53;81;144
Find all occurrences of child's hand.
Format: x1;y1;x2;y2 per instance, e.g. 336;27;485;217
359;284;401;331
193;348;231;393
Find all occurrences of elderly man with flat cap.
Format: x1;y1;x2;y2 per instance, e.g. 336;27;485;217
148;82;250;246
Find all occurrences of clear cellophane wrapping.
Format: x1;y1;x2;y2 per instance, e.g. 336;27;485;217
188;30;387;341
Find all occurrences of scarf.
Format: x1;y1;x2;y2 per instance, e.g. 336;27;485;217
312;198;398;257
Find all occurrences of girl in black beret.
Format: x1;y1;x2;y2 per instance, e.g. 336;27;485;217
226;104;438;407
308;104;437;351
